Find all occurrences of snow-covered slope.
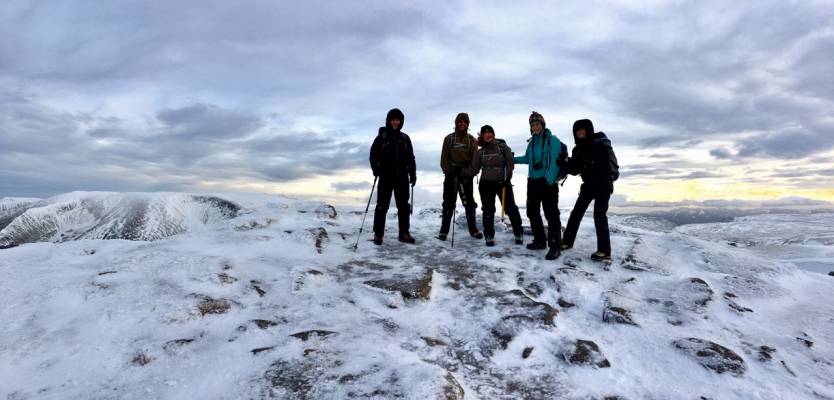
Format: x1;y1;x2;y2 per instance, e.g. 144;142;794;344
1;193;832;399
0;192;241;248
676;213;834;275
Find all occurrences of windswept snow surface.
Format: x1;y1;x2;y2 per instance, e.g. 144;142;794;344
677;213;834;275
1;193;833;399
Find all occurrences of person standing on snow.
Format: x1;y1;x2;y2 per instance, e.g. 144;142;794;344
559;119;619;261
513;111;565;260
470;124;524;246
369;108;417;245
438;112;483;241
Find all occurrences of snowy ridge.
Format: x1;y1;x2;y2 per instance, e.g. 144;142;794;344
0;192;242;248
1;193;833;399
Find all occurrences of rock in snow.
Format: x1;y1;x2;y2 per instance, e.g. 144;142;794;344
1;192;833;400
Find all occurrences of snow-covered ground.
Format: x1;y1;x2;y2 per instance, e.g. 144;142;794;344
1;192;833;399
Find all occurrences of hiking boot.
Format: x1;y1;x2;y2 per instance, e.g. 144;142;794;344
373;235;383;246
437;233;447;241
470;231;484;239
545;247;561;260
526;241;547;250
514;235;524;245
485;237;495;247
590;251;611;261
398;233;416;244
560;243;573;250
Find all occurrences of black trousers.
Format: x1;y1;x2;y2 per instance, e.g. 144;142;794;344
373;176;410;237
526;178;561;248
440;175;478;235
562;182;612;254
479;180;523;239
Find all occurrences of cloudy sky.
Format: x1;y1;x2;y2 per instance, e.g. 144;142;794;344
2;0;833;208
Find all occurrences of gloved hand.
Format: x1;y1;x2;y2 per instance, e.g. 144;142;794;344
556;158;569;169
410;175;417;187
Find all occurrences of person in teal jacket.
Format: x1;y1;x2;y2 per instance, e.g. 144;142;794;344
513;111;565;260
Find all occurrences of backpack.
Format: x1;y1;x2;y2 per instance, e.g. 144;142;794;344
557;142;569;181
605;142;619;182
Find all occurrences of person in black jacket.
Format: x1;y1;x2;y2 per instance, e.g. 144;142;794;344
369;108;417;245
560;119;618;261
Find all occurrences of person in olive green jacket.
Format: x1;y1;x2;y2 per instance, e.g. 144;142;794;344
438;112;482;240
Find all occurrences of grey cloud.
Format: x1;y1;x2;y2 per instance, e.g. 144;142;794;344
330;181;373;191
156;104;262;139
710;148;734;159
735;128;834;159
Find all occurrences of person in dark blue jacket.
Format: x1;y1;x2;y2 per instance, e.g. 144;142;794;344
369;108;417;245
559;119;618;261
513;111;564;260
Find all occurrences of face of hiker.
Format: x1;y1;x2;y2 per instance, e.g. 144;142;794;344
576;128;586;139
389;119;402;130
531;121;543;135
456;120;469;132
481;131;494;143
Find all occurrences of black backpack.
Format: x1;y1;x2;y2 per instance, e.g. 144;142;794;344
557;142;569;181
604;142;619;182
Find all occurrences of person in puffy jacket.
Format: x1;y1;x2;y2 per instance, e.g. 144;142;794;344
559;118;618;261
437;112;483;241
369;108;417;245
470;125;523;246
513;111;564;260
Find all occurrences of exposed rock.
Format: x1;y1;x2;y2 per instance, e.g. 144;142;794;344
505;374;567;399
252;283;267;297
829;271;834;277
686;278;714;307
290;330;338;341
557;298;575;309
253;319;279;330
364;268;433;301
757;345;776;362
603;306;638;326
198;297;232;315
673;338;746;376
562;339;610;368
315;204;337;219
308;227;328;254
422;337;447;347
523;347;534;359
217;272;238;284
251;346;275;355
490;290;558;350
163;338;195;355
796;332;814;348
442;373;465;400
131;352;153;366
98;270;117;276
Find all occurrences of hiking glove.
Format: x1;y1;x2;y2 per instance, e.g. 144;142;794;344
410;175;417;187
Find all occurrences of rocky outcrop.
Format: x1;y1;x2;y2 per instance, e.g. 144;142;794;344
673;338;746;376
562;339;610;368
365;268;433;301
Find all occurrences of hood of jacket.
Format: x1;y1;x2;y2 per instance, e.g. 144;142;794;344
572;119;595;144
385;108;405;130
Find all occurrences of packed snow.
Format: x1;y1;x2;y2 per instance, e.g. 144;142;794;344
1;192;833;399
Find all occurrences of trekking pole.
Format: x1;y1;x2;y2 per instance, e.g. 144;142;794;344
410;184;414;215
451;175;459;248
352;176;378;251
501;186;506;223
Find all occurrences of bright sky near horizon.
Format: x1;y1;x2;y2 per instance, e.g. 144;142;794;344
2;1;833;208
